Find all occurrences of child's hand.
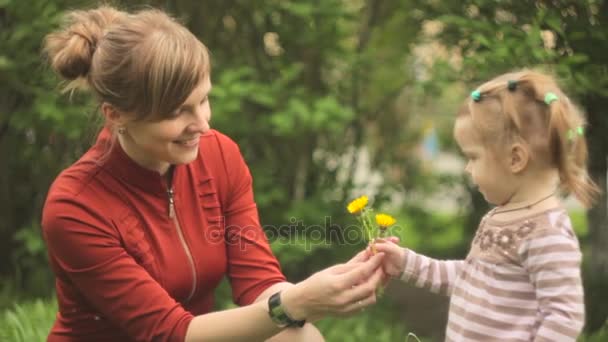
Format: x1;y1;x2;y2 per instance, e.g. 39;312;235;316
372;237;406;278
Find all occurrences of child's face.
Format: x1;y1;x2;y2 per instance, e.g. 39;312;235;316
454;117;515;205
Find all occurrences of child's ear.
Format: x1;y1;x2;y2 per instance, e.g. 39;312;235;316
509;143;529;173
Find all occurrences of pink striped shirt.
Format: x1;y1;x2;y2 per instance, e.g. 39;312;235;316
400;207;584;341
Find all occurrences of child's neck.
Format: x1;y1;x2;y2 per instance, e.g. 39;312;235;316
492;168;561;221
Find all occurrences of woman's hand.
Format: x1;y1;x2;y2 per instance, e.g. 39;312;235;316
281;253;385;322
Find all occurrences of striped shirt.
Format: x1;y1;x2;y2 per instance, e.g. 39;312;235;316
400;207;585;341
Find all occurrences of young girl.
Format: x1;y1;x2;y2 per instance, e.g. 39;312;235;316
375;70;598;341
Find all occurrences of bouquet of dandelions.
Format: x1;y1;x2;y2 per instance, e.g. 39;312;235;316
346;195;396;255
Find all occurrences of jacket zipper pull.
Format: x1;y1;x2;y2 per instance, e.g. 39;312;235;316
167;188;175;218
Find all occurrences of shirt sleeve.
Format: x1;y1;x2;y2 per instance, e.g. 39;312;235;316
518;227;585;341
399;248;465;296
42;195;194;342
215;133;287;305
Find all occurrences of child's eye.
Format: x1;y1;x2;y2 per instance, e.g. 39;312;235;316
200;96;208;105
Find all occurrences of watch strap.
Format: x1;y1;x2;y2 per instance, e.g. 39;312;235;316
268;291;306;328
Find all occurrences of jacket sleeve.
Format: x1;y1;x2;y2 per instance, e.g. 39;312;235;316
214;133;287;305
42;194;194;342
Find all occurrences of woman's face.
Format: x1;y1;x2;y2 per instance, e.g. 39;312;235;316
119;77;212;175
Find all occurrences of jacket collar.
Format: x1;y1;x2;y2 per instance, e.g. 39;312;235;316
95;128;179;197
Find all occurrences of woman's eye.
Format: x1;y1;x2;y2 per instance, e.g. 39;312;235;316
200;96;208;105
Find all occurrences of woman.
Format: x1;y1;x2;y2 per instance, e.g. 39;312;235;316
41;5;385;342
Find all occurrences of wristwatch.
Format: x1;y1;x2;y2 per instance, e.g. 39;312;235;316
267;291;306;328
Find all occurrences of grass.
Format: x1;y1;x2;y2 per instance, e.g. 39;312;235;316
314;301;425;342
3;295;605;341
0;298;57;342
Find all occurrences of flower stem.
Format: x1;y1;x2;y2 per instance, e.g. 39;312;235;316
361;209;377;254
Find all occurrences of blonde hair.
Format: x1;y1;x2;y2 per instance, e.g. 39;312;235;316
456;69;599;207
43;5;210;122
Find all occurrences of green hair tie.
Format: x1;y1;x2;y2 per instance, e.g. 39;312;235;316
567;126;584;141
544;92;559;105
471;90;481;102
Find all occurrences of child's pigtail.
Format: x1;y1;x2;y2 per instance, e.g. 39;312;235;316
545;92;599;208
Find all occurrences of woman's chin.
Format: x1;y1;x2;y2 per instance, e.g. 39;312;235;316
169;148;199;165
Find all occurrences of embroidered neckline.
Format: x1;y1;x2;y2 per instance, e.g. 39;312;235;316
484;206;565;226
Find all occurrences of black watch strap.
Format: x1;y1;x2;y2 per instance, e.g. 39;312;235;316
267;291;306;328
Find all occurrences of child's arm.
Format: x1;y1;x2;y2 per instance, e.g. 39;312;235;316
519;228;585;341
374;239;465;296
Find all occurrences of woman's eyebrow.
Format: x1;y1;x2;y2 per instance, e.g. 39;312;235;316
177;88;212;112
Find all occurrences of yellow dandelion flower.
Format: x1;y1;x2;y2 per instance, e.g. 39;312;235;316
376;213;396;229
347;195;368;214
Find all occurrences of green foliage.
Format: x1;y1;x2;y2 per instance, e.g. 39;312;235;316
0;0;96;296
2;0;607;338
1;0;425;295
0;298;57;342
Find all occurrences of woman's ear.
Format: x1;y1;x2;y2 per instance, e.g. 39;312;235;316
509;143;529;173
101;103;128;128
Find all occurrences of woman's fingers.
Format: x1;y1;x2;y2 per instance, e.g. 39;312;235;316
340;264;383;302
339;253;384;286
337;291;377;316
338;267;384;315
346;249;370;264
329;263;360;275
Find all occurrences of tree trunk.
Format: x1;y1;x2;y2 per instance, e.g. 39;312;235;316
583;94;608;333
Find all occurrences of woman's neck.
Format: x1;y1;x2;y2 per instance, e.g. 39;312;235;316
117;134;171;176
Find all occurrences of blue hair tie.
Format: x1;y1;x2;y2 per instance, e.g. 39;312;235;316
544;92;559;105
471;90;481;102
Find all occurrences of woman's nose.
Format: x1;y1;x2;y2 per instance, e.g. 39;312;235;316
191;104;211;132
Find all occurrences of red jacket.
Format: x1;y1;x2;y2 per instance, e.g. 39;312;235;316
42;129;286;341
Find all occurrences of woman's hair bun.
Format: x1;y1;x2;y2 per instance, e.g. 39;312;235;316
43;6;124;81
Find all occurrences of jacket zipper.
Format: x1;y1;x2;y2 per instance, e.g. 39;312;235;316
167;187;197;303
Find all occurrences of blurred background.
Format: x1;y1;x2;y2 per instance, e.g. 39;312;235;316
1;0;607;341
